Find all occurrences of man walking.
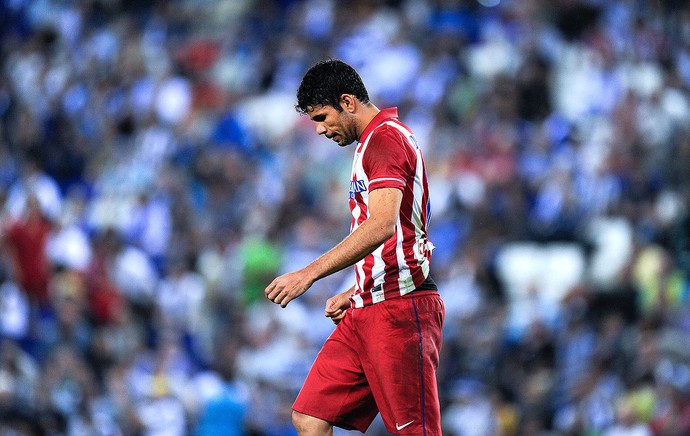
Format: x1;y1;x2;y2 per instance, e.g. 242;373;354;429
265;59;444;435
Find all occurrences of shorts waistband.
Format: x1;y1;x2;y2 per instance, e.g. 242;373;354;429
403;289;439;298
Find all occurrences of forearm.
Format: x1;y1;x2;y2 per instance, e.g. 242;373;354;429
304;217;394;282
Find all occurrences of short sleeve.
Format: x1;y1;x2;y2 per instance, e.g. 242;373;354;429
362;127;413;192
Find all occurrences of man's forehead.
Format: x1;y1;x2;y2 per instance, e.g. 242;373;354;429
306;104;333;119
306;104;326;114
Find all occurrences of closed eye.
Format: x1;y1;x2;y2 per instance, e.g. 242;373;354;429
311;114;326;122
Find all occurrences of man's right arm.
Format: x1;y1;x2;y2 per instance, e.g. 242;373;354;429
264;187;402;308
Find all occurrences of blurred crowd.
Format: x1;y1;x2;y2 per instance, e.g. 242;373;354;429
0;0;689;434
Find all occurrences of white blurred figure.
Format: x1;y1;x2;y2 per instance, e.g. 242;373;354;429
0;281;29;340
5;156;62;222
46;223;92;274
46;187;92;273
155;256;208;356
125;192;171;265
443;379;498;436
496;242;585;337
135;375;187;436
155;74;192;126
113;242;158;307
602;397;652;436
128;338;192;436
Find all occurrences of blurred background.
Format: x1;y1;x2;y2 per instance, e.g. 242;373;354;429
0;0;689;434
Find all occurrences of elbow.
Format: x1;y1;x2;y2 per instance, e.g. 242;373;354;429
363;215;398;247
374;221;397;245
383;223;397;240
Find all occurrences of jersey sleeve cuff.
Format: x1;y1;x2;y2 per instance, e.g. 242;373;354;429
369;177;405;191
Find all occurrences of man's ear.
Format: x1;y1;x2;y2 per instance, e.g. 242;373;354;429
340;94;357;113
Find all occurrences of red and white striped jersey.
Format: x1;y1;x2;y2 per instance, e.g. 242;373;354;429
348;107;434;308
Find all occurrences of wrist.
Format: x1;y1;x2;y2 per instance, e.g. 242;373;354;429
301;265;319;285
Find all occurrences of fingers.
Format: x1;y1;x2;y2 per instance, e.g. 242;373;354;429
264;280;276;299
326;295;349;312
264;271;313;308
265;280;287;307
264;281;278;302
326;309;347;325
325;299;343;316
325;307;347;320
264;278;299;308
325;308;342;318
266;288;292;308
325;299;338;313
279;294;293;308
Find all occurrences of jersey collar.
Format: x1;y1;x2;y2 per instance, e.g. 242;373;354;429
357;107;398;144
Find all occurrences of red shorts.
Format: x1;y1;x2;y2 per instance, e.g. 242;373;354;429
293;290;444;435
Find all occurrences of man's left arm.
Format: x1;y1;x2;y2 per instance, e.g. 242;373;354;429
264;187;402;308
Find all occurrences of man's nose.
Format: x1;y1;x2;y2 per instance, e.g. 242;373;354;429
315;124;327;135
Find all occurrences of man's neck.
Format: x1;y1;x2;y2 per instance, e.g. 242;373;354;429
355;103;380;138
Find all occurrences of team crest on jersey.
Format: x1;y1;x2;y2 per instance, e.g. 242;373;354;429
349;180;367;198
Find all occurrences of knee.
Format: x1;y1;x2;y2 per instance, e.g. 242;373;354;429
292;411;311;431
292;411;331;435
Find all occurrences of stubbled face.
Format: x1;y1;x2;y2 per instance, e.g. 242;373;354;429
306;104;358;147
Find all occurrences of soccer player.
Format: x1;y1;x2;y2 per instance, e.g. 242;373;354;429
265;59;444;435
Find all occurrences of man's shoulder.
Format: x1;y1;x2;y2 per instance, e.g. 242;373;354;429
368;122;409;145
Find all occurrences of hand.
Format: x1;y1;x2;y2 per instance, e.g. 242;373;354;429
325;291;352;325
264;269;313;308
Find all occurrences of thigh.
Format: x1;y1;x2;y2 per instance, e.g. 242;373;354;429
359;293;445;435
293;315;379;433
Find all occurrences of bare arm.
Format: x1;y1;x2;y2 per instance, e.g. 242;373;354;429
265;188;402;307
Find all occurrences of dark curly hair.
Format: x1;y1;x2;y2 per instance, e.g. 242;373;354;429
296;59;370;114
